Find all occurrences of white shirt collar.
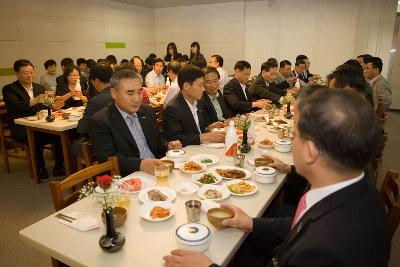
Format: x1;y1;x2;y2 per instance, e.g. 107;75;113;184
183;96;201;133
115;103;137;119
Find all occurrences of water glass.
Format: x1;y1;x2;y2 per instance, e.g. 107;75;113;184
155;165;169;186
185;200;201;223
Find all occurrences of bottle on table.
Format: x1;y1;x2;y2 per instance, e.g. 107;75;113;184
224;120;237;162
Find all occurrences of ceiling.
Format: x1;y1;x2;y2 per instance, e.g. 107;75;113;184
110;0;256;8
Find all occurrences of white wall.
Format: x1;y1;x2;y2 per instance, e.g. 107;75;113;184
155;2;245;73
0;0;155;88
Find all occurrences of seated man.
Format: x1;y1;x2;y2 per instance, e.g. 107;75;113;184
208;55;230;92
198;67;234;124
163;60;182;108
275;60;297;90
249;61;286;105
223;60;271;114
163;65;226;146
291;60;307;89
164;88;389;267
145;58;165;94
2;59;65;179
89;70;181;176
296;54;320;83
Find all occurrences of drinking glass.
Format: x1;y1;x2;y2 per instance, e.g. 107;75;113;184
155;165;169;186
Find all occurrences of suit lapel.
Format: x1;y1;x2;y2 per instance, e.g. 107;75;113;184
109;104;138;147
178;94;201;134
233;78;248;101
203;93;218;122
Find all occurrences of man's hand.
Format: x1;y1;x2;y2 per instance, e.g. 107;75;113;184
252;99;272;109
287;77;297;83
163;249;212;267
220;203;253;232
206;121;225;132
140;158;162;175
264;155;291;173
168;140;182;150
30;93;46;106
200;132;225;144
51;101;65;110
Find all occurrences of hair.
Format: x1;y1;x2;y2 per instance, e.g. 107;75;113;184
165;42;179;61
77;58;86;66
357;54;373;62
364;56;383;72
190;42;201;59
110;69;141;90
211;55;224;67
295;84;327;101
295;60;306;67
60;57;74;68
97;58;105;63
296;55;308;62
190;54;207;69
234;60;251;71
260;61;278;73
342;59;363;74
114;62;135;73
153;58;165;66
44;59;57;69
327;64;367;95
63;65;81;84
86;59;96;69
106;55;117;65
203;66;220;79
14;59;34;72
120;59;129;64
267;58;278;66
167;60;182;74
279;60;292;69
130;56;144;72
89;64;113;84
145;55;155;66
177;65;204;89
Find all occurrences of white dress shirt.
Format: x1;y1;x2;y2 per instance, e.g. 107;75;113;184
239;82;248;100
24;84;34;99
217;67;230;92
183;97;201;133
163;78;180;109
145;70;165;88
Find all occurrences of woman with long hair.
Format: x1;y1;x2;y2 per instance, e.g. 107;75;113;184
190;42;204;60
164;42;182;62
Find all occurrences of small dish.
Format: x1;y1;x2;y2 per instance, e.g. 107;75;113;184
179;161;207;174
192;173;222;185
258;139;274;149
139;201;175;222
189;154;219;166
224;179;258;196
208;166;252;180
101;207;127;228
197;184;230;202
119;176;155;193
138;187;176;203
175;183;199;195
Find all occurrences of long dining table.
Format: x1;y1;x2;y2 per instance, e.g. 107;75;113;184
19;118;294;267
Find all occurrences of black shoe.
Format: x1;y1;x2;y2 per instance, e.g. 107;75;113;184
38;168;49;180
53;168;66;177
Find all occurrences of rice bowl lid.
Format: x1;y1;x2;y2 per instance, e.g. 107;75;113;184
176;223;211;246
255;166;277;176
274;139;292;146
166;149;187;158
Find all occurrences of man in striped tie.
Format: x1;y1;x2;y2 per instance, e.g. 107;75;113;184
164;88;389;267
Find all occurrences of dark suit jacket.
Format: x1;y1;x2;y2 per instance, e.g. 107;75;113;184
198;90;234;123
223;78;253;115
252;177;390;267
299;70;313;83
163;93;209;146
88;103;168;176
249;76;286;104
77;86;113;136
2;81;46;141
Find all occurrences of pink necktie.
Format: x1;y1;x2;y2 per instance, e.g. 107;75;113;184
291;193;307;229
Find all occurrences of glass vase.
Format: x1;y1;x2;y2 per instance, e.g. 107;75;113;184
284;103;293;119
45;107;55;122
99;207;125;253
239;129;251;153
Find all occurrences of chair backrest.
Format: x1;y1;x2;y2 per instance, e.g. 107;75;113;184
81;141;97;167
379;169;400;239
49;156;120;211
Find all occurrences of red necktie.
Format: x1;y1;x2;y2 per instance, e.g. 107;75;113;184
291;193;307;229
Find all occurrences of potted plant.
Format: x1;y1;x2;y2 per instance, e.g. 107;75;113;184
282;92;296;119
235;114;252;153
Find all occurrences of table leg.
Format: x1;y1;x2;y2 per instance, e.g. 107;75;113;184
26;127;39;183
60;132;72;176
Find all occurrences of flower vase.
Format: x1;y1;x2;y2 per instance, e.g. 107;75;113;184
284;103;293;119
239;129;251;153
99;207;125;253
45;107;55;122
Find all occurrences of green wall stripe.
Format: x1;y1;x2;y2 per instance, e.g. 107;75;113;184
105;42;126;49
0;68;14;76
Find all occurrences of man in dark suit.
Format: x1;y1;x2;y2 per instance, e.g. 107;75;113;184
164;89;389;267
223;60;271;115
89;70;181;176
198;67;234;124
163;65;226;147
2;59;65;179
296;54;320;83
249;61;287;106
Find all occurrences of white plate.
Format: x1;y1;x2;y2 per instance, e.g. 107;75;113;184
175;182;199;195
189;154;220;166
119;176;155;194
139;201;176;222
205;143;225;148
179;161;207;174
138;187;176;203
224;179;258;196
197;184;230;202
192;173;222;185
258;139;274;149
209;166;252;180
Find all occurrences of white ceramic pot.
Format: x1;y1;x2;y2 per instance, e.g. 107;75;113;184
255;166;277;184
166;149;187;163
176;223;211;252
273;139;292;153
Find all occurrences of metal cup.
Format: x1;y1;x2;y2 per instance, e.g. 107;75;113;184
234;153;245;168
185;200;201;223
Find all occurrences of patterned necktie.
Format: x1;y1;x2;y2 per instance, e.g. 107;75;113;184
126;114;155;159
291;193;307;229
210;96;225;121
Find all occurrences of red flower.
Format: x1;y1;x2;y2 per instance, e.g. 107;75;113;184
96;175;112;190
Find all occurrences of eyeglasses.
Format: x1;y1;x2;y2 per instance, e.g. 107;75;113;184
68;75;80;78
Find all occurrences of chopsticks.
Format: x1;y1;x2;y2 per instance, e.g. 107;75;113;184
55;213;76;223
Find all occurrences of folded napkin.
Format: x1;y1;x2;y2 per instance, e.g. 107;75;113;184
200;199;220;213
58;211;100;231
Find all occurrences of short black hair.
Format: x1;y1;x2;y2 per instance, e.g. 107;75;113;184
260;61;278;72
61;57;74;68
114;62;135;73
120;59;129;64
297;88;382;171
77;58;87;66
211;55;224;67
357;54;373;61
167;60;182;74
44;59;56;69
295;60;306;67
234;60;251;71
177;65;204;89
106;55;117;65
296;55;308;62
89;64;113;83
63;65;80;83
267;58;278;66
203;66;220;79
191;55;207;69
86;59;96;69
342;59;363;74
153;58;164;66
14;59;34;72
279;60;292;69
364;56;383;72
327;64;367;95
110;69;141;90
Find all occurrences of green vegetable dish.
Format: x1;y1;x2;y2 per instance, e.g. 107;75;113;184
199;174;217;184
201;159;213;164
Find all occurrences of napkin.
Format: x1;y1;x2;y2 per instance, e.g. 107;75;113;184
200;199;220;213
58;211;100;231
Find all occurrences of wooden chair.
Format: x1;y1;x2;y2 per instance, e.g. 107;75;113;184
379;169;400;240
49;156;120;211
76;141;97;170
0;111;33;177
